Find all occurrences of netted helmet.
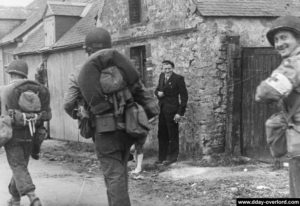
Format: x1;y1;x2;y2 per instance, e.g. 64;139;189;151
84;27;112;53
6;59;28;78
267;16;300;46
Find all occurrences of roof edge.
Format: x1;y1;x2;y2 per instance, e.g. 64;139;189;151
0;40;15;46
15;42;84;55
48;1;88;6
16;27;198;55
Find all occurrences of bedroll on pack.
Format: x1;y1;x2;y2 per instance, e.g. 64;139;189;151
78;48;140;114
2;79;50;128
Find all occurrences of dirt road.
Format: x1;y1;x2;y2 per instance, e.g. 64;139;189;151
0;140;291;206
0;148;108;206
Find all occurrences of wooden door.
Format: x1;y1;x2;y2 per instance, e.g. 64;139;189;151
241;47;281;160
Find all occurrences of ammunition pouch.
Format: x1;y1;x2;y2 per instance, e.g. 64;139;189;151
90;100;113;115
95;113;117;133
95;113;125;133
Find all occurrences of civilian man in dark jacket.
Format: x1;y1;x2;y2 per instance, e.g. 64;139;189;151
155;60;188;165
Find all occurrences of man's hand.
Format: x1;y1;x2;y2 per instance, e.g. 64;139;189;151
173;114;182;123
157;91;164;98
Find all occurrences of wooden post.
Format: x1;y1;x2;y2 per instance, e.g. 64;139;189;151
225;35;241;155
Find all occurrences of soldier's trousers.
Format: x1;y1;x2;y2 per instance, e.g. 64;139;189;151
5;139;35;198
289;157;300;197
95;130;134;206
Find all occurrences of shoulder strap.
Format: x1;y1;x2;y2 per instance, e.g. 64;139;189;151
287;96;300;121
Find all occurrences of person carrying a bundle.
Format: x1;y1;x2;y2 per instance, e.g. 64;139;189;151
64;27;158;206
2;59;52;206
256;16;300;197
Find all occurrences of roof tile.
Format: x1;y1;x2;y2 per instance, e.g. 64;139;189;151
0;0;91;45
196;0;300;17
53;1;99;48
13;25;45;54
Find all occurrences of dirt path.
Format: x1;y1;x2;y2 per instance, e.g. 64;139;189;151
0;140;291;206
0;148;108;206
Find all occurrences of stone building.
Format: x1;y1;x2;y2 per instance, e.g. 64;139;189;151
1;0;300;159
96;0;300;159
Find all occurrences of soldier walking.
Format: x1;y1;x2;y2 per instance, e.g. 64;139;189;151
2;59;52;206
64;27;158;206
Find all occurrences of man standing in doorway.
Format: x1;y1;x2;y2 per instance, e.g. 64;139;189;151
155;60;188;165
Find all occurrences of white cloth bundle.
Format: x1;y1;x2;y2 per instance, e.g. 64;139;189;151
256;72;293;102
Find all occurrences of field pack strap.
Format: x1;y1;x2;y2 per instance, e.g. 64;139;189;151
22;113;38;136
90;100;112;115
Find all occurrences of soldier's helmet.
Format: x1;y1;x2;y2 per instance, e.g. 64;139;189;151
6;59;28;78
84;27;112;54
267;16;300;46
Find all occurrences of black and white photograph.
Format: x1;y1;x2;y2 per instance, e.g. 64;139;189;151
0;0;300;205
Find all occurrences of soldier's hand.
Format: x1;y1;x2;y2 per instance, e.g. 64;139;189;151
10;110;26;126
77;105;89;119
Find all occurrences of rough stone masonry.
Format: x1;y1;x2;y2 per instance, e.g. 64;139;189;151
97;0;273;157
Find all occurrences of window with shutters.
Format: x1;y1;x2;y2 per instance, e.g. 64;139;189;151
128;0;141;24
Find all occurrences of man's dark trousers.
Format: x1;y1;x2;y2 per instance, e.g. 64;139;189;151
158;109;179;162
94;130;134;206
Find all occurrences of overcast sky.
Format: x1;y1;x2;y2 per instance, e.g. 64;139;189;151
0;0;34;7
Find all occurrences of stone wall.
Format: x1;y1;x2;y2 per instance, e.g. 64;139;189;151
97;0;277;157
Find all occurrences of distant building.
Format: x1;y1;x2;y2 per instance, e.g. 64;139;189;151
0;6;28;39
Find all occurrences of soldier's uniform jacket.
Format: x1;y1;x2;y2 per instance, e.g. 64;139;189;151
256;47;300;123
